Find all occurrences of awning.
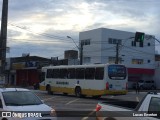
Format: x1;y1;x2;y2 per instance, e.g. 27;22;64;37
128;68;154;75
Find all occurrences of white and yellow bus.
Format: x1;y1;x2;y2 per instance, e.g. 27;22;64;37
40;64;128;98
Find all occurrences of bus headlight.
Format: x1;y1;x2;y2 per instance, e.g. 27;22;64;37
50;109;56;117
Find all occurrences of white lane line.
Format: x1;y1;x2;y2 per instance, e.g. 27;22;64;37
81;109;95;120
65;98;80;105
136;97;139;102
110;96;114;98
43;96;59;101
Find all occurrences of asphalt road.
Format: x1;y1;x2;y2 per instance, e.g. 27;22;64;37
32;90;148;120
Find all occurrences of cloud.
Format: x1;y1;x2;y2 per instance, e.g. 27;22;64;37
2;0;160;58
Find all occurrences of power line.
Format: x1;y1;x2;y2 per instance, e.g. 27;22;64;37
8;38;75;44
9;22;74;41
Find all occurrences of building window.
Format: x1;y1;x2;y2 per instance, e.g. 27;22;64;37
139;42;143;47
132;59;143;64
81;39;90;46
108;57;122;64
148;60;151;63
108;57;115;63
131;41;136;46
108;38;112;44
148;43;151;46
108;38;122;45
83;57;91;64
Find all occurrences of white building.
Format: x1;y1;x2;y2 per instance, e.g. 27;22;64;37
79;28;156;88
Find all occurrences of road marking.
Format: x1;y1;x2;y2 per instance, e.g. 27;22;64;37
65;98;80;105
43;96;59;101
110;96;114;98
136;97;139;102
81;109;95;120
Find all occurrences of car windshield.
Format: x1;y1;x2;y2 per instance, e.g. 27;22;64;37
2;91;43;106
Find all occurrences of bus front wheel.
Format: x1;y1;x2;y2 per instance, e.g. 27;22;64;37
75;87;82;97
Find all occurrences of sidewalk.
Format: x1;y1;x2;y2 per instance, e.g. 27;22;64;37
128;89;160;93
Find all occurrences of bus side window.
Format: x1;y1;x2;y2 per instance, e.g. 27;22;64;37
46;69;53;78
60;69;68;79
53;69;60;78
95;67;104;80
40;72;45;82
68;68;75;79
76;68;85;79
85;68;95;80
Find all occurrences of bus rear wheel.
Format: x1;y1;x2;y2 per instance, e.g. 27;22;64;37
75;87;82;97
92;95;101;99
63;93;68;95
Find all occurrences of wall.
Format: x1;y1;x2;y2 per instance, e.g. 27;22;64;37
16;69;39;86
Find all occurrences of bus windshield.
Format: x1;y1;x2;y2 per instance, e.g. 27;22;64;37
108;65;127;80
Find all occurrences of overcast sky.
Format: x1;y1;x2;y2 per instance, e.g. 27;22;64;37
0;0;160;59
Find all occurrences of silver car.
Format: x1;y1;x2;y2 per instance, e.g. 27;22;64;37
0;88;57;120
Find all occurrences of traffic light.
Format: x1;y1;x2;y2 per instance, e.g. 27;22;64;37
135;32;145;42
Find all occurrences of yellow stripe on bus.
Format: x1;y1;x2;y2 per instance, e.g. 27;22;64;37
40;86;46;91
40;85;127;95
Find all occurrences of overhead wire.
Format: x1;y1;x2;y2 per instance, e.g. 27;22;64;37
8;22;80;57
8;22;160;58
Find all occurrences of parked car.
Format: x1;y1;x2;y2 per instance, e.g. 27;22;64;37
96;92;160;120
132;80;156;90
0;88;57;120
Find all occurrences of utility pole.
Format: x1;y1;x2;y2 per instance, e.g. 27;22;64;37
115;43;119;64
0;0;8;79
80;42;83;65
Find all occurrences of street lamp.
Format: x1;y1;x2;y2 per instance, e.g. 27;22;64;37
67;36;79;49
66;36;83;65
